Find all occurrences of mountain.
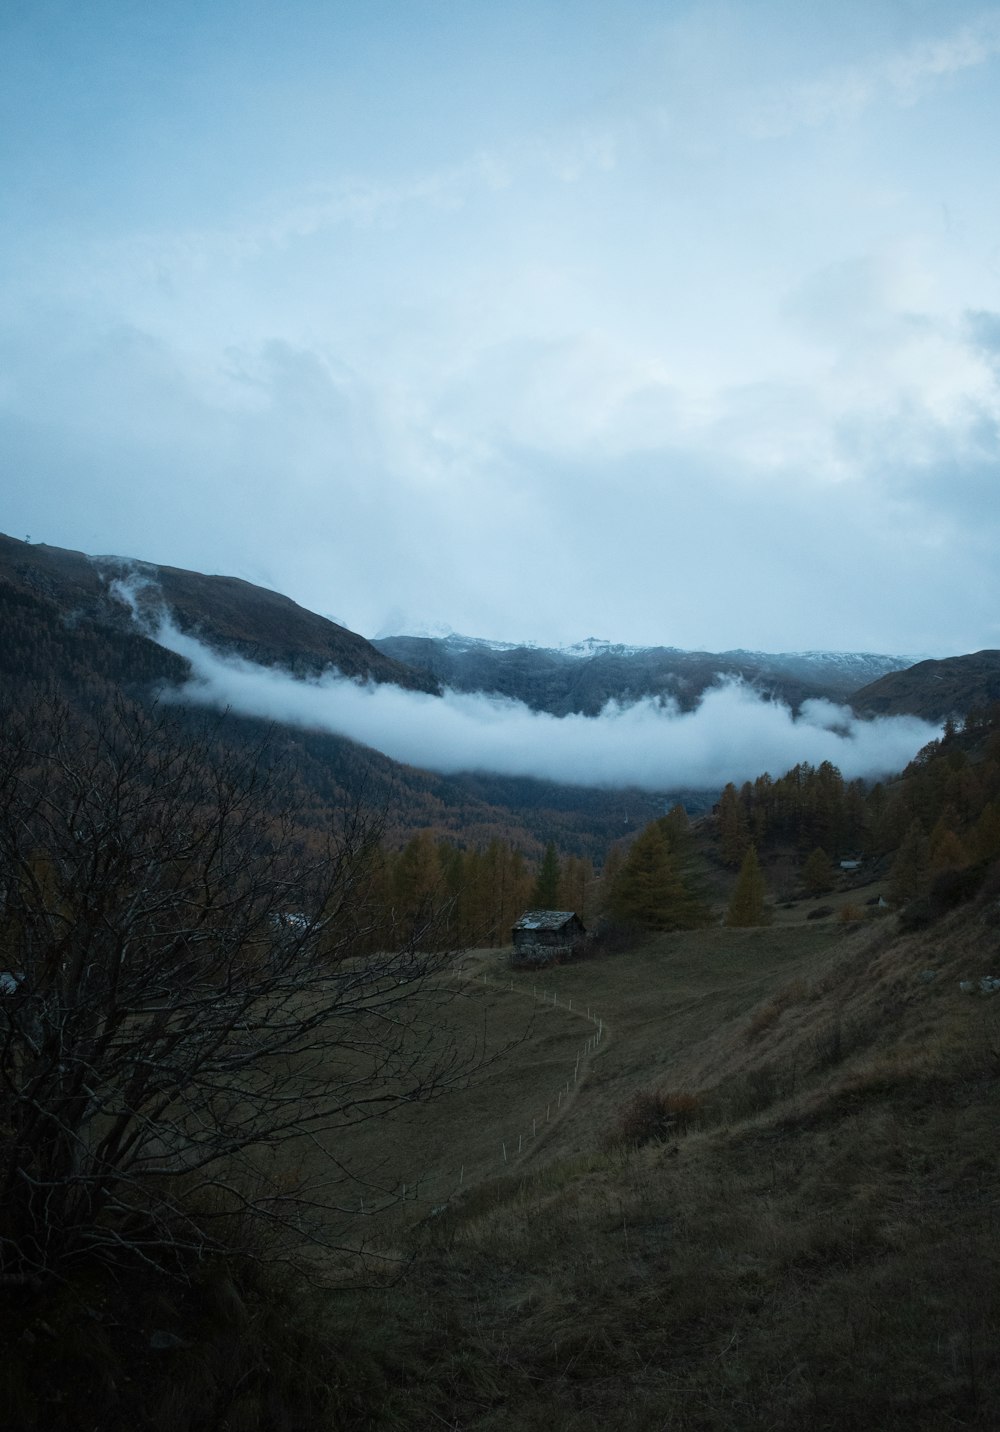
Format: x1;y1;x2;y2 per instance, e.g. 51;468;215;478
852;649;1000;721
2;531;914;727
372;631;913;717
11;530;980;857
0;533;437;696
0;534;668;857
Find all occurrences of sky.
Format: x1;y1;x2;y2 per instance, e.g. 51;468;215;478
3;0;1000;657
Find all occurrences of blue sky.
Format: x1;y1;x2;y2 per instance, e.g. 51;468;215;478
3;0;1000;655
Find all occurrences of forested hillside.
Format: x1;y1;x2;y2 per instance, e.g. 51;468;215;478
0;533;667;862
4;531;1000;1432
853;649;1000;720
374;631;911;716
4;529;997;948
0;531;435;694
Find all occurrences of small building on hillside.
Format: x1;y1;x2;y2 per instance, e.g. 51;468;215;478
511;910;586;967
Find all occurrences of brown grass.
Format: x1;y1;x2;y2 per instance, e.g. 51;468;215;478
372;890;1000;1429
10;877;1000;1429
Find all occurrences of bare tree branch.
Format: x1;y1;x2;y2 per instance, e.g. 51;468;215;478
0;697;477;1285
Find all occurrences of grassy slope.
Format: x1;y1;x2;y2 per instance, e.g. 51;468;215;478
7;893;999;1431
362;895;1000;1431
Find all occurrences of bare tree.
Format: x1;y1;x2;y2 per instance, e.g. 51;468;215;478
0;698;475;1286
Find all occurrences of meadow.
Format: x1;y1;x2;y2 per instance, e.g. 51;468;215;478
322;889;1000;1431
7;887;998;1431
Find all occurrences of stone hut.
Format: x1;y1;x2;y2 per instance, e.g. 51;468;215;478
510;910;586;967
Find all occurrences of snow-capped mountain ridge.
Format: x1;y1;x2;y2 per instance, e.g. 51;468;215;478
372;631;916;719
389;630;915;666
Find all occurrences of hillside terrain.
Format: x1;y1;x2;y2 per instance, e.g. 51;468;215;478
0;532;436;695
853;649;1000;721
3;532;1000;1430
12;529;997;745
3;528;998;884
384;890;1000;1431
0;533;669;857
373;631;913;716
7;876;998;1430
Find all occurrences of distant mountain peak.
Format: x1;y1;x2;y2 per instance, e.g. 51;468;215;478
371;630;917;718
562;637;646;660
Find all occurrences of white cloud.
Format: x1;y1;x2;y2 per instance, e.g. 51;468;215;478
141;607;939;793
751;12;1000;137
3;1;1000;658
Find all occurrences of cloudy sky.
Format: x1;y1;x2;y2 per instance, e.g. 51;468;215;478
3;0;999;657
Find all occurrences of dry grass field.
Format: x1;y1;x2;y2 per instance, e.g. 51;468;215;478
316;889;1000;1431
281;970;588;1247
287;922;847;1251
7;890;998;1432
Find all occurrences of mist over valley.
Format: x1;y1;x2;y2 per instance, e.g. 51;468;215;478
5;5;1000;1424
1;531;949;801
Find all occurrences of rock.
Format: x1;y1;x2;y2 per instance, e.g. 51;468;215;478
960;976;1000;995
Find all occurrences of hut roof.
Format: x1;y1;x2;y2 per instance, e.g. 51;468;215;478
512;910;581;932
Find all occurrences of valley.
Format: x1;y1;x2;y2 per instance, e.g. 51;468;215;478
2;530;1000;1430
6;6;1000;1426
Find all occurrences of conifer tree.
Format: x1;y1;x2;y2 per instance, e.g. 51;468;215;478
393;830;443;941
507;846;532;923
844;780;867;851
717;782;749;867
871;789;910;856
725;844;769;927
531;841;561;908
928;826;968;873
484;839;529;944
454;846;491;945
812;760;846;852
608;822;686;929
660;803;690;844
599;842;626;910
750;773;774;842
972;801;1000;862
802;846;836;895
888;820;929;906
559;854;594;917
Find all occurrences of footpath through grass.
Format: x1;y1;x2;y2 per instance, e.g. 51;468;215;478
368;908;1000;1431
8;907;999;1431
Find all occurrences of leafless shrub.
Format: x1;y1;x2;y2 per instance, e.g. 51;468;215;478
604;1088;702;1151
838;903;866;923
745;1001;782;1042
0;698;476;1288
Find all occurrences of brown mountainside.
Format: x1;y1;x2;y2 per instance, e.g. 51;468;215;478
0;533;437;695
853;649;1000;720
0;533;664;858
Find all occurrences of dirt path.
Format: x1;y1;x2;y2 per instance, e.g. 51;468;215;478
459;960;611;1172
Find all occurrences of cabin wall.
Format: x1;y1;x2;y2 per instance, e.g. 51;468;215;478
511;927;579;967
